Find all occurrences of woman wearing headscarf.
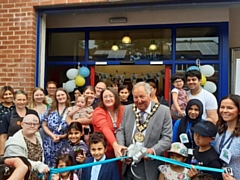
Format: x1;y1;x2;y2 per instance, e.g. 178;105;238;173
172;99;204;152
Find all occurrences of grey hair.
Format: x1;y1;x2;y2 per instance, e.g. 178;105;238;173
132;82;151;95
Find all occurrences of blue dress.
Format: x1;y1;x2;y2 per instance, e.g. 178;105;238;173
42;110;68;167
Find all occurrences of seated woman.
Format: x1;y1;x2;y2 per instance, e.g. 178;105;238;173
0;90;38;155
4;114;49;179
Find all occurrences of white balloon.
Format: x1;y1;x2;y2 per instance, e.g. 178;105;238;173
65;80;76;93
66;68;78;80
200;65;215;77
204;81;217;93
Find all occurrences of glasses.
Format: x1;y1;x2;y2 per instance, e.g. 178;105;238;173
103;95;115;99
96;86;104;91
23;122;40;127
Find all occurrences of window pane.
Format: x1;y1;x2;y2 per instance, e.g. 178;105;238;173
47;32;85;62
89;29;172;61
176;27;219;60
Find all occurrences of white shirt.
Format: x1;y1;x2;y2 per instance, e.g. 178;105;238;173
90;155;106;180
187;88;218;119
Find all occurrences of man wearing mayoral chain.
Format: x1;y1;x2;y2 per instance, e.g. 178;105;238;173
116;82;172;180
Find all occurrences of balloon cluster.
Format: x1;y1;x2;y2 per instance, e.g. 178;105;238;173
64;67;90;93
187;65;216;93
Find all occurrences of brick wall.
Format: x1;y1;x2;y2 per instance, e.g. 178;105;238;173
0;0;109;93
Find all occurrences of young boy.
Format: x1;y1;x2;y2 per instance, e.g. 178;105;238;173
81;132;120;180
190;121;223;180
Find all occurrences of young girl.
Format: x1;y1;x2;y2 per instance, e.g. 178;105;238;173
67;95;93;143
55;122;89;178
158;142;190;180
55;122;89;163
54;154;79;180
171;74;189;118
118;85;132;105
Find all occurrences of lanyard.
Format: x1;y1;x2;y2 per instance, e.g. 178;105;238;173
58;107;66;124
108;111;117;131
219;132;233;153
188;129;194;149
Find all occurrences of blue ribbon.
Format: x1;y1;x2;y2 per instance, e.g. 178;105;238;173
40;154;225;180
147;154;224;173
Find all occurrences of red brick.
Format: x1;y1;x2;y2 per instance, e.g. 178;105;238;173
14;3;27;7
2;40;14;44
8;63;19;67
53;0;67;4
9;26;20;31
7;73;20;77
0;54;7;58
14;49;25;53
1;78;13;82
3;14;14;18
8;54;20;58
0;18;8;22
1;49;13;54
14;40;26;44
0;36;7;40
0;64;7;68
9;9;21;13
0;0;8;3
3;22;14;26
15;31;26;35
2;32;13;36
8;45;20;49
2;3;14;8
0;9;8;13
8;35;20;40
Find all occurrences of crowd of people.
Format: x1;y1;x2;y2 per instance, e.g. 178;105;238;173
0;69;239;180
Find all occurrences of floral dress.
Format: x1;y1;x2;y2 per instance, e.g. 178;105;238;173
159;164;190;180
43;110;68;167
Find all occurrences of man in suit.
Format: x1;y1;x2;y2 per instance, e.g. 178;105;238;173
116;81;172;180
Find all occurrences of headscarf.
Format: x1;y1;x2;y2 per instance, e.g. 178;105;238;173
176;99;204;148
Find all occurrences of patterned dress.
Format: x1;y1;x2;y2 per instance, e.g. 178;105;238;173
42;110;68;167
24;137;43;180
0;103;14;123
159;164;190;180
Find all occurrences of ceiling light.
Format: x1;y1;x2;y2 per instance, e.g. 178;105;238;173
111;44;119;51
149;40;157;51
122;32;131;44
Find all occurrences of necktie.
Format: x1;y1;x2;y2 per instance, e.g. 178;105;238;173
140;111;145;124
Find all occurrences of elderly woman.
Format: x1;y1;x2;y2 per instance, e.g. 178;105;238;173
4;114;49;180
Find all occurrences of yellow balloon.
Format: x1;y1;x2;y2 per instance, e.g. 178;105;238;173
201;74;206;85
75;75;85;86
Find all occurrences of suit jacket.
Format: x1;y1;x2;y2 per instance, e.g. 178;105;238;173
116;102;172;180
81;157;120;180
